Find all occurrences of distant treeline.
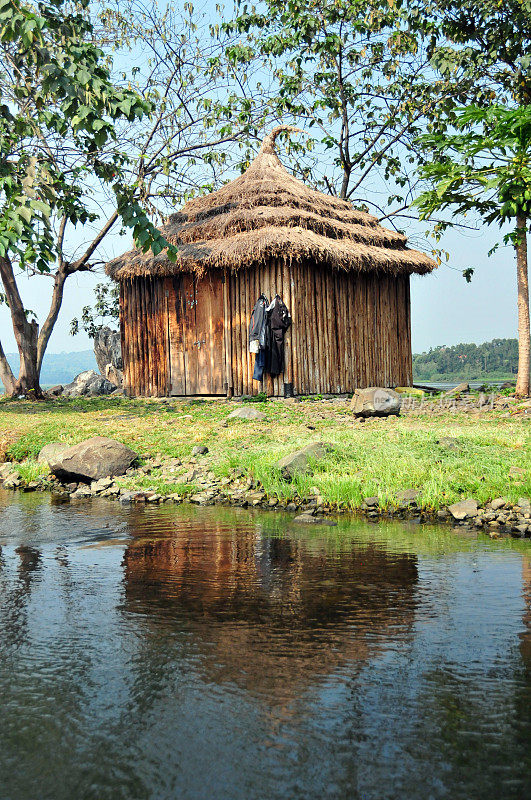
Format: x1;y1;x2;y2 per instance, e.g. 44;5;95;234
413;338;518;381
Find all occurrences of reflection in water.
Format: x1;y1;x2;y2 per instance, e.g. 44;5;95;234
521;557;531;671
0;492;530;800
123;524;418;695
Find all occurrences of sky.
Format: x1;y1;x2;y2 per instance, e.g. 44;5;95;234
0;0;520;357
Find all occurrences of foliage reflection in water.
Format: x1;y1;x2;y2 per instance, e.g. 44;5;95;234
0;491;530;800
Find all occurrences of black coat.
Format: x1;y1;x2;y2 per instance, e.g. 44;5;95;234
266;296;292;377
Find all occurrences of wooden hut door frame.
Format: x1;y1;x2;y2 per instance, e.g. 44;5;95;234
166;274;225;395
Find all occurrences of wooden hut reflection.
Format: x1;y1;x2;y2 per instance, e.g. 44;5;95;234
122;519;418;693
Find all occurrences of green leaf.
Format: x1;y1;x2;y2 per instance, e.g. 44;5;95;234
17;205;33;224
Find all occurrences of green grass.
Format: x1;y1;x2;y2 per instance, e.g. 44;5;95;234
15;459;49;484
1;395;529;510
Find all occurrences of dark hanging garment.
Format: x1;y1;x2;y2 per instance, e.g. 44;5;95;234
249;294;269;352
253;348;266;382
250;294;269;381
266;296;292;377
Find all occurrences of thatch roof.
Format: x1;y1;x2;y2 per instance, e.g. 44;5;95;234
106;126;436;280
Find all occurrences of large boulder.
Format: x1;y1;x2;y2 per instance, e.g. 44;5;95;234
277;442;329;480
62;370;115;397
48;436;138;482
350;387;401;417
37;442;70;466
94;327;123;387
94;326;122;373
105;364;123;388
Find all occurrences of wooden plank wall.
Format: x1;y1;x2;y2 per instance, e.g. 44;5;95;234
226;261;412;396
120;264;412;397
120;278;170;397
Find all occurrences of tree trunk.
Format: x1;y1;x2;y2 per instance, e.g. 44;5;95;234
0;338;16;395
0;254;43;398
515;215;531;397
13;319;41;398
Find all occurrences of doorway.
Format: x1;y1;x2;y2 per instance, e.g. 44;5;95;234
166;274;225;395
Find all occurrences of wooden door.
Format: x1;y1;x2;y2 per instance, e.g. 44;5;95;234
167;273;225;395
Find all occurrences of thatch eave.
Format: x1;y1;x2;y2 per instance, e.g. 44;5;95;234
107;225;435;280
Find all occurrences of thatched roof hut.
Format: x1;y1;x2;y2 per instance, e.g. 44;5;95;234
107;126;436;397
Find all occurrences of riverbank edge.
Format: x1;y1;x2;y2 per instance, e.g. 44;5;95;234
2;467;530;542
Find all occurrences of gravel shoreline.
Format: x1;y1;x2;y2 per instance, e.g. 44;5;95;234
2;457;530;541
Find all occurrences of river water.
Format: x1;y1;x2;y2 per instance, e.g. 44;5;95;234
0;491;529;800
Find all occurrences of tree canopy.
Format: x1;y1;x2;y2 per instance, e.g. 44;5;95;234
0;0;266;396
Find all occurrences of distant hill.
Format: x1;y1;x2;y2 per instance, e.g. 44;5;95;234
1;350;98;389
413;338;518;382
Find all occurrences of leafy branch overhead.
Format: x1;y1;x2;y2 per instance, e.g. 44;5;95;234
415;105;531;243
0;0;174;273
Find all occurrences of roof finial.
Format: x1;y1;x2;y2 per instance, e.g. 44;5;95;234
259;125;307;155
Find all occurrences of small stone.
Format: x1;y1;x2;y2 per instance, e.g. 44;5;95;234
190;493;212;505
363;496;379;508
228;406;266;421
442;382;470;397
70;486;92;499
447;498;478;520
518;497;531;511
513;524;529;536
250;492;265;503
91;477;114;493
396;489;420;505
490;497;506;511
168;493;183;503
286;502;298;512
191;446;209;456
438;437;461;452
119;492;136;505
101;487;119;497
132;492;148;502
277;442;329;480
0;462;15;479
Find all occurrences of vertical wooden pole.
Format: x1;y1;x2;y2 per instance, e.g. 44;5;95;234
281;258;292;394
223;270;231;396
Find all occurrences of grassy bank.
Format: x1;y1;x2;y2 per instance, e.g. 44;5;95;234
0;395;529;511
